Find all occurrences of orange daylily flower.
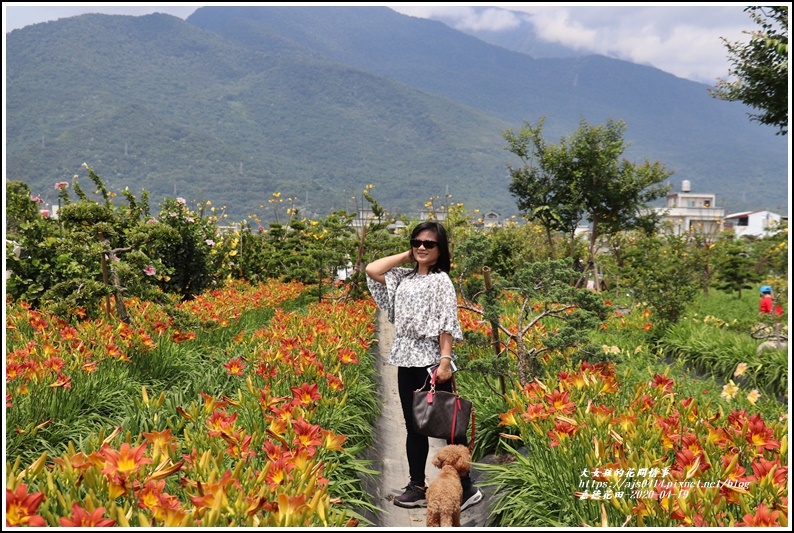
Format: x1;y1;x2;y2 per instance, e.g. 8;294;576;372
59;503;116;527
499;407;522;427
49;372;72;389
321;429;347;451
59;325;79;341
337;347;359;365
273;493;309;526
740;503;781;526
6;484;46;527
139;479;166;510
548;418;579;447
142;428;178;458
189;471;237;512
152;493;188;526
671;448;710;480
206;409;238;437
522;379;547;400
588;403;615;424
52;450;95;472
613;413;638;433
199;391;229;413
100;442;152;478
263;438;289;462
221;430;255;460
266;456;295;489
748;457;787;487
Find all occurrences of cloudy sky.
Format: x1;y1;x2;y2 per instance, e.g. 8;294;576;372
2;3;767;84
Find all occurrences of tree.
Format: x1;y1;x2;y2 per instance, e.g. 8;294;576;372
455;233;607;387
713;234;759;299
505;117;583;258
622;232;703;330
506;117;672;286
710;6;789;135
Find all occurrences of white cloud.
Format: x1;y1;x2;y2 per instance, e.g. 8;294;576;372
393;4;755;84
395;6;524;32
4;3;758;84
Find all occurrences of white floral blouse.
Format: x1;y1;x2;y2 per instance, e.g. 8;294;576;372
367;267;463;367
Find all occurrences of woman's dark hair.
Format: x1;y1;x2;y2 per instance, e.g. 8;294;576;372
410;220;451;274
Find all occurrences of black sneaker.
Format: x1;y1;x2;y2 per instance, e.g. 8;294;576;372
394;482;427;508
461;484;483;511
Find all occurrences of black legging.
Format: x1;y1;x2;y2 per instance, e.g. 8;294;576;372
397;365;472;488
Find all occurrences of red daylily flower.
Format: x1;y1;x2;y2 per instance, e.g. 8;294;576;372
59;326;79;341
325;372;344;392
151;492;188;526
6;484;46;527
544;389;576;414
266;456;295;489
745;414;780;450
650;373;674;394
59;503;116;527
290;383;321;406
522;403;549;422
739;503;781;527
671;448;710;480
292;416;323;448
223;357;247;376
748;457;787;488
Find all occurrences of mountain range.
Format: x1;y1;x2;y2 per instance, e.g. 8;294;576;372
5;6;789;222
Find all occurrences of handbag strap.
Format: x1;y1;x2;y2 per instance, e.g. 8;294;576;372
429;367;459;394
469;409;476;454
433;370;476;454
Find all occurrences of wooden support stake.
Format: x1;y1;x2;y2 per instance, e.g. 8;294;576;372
483;266;506;395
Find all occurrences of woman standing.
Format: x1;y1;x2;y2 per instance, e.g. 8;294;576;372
365;220;482;510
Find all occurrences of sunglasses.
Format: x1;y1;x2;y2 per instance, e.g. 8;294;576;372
410;239;438;250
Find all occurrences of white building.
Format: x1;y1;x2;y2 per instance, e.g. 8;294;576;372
723;210;783;239
482;211;501;228
654;180;725;236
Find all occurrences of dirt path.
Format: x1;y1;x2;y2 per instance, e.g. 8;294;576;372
367;310;491;527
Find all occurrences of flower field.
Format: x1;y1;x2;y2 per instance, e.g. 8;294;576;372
458;296;789;527
6;281;381;527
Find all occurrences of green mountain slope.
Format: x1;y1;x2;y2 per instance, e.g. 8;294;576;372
187;6;789;215
6;13;517;220
5;7;789;223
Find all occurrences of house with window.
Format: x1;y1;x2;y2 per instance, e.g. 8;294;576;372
653;180;725;236
722;210;783;238
482;211;501;228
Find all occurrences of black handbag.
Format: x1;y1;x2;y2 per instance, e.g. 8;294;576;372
412;369;475;450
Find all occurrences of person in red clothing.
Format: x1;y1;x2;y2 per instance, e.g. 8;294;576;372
759;286;784;316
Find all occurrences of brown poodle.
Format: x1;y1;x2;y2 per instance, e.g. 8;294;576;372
425;444;471;527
